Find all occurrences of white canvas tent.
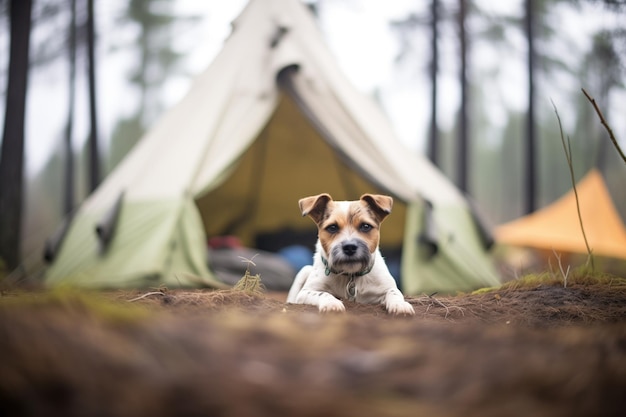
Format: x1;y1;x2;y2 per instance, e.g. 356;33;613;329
45;0;500;294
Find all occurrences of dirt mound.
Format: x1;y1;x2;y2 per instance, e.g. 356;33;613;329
116;282;626;326
1;283;625;417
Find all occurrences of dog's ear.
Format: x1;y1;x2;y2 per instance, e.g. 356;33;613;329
299;193;332;224
360;194;393;223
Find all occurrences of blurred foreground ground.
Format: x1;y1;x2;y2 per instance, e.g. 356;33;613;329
1;279;625;417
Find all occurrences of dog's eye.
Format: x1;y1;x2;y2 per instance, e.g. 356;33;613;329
325;224;339;234
360;223;373;232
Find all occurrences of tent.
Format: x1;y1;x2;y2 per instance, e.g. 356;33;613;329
495;169;626;260
44;0;499;294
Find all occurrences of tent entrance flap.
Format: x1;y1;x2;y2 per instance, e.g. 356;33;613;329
194;92;407;251
276;64;400;199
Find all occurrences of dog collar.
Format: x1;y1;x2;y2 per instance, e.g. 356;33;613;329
320;256;374;277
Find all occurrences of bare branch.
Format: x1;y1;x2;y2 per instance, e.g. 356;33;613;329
551;101;594;270
582;88;626;165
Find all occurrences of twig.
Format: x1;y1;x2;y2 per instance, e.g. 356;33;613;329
238;254;259;271
582;88;626;165
421;293;465;319
551;100;594;270
127;291;166;302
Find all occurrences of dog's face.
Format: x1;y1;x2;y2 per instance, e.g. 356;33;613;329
299;194;393;274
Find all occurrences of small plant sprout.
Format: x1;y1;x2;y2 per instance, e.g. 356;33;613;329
234;254;264;295
551;249;570;288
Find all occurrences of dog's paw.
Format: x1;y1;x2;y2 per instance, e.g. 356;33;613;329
386;300;415;316
319;298;346;313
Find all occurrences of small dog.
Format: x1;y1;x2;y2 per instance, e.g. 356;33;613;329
287;193;415;315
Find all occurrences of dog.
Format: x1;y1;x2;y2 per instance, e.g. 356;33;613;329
286;193;415;315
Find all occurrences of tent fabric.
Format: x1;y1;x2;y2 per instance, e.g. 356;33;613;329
194;93;409;249
45;0;499;293
495;169;626;260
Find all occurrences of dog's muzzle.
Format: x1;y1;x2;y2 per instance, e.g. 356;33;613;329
341;242;359;256
328;239;372;274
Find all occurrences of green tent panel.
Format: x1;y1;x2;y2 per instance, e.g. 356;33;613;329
46;198;226;289
402;203;499;295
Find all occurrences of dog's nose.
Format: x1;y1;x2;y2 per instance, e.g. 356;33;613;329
342;243;358;256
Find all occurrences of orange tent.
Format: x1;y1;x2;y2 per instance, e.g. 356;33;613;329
495;169;626;260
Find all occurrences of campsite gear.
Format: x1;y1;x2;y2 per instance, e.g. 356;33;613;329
44;0;499;294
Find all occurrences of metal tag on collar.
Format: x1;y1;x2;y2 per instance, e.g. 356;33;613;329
346;276;357;301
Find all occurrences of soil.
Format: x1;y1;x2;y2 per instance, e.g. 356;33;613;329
1;281;625;417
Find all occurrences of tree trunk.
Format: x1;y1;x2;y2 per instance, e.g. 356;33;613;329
524;0;536;213
87;0;101;193
428;0;440;166
64;0;77;215
457;0;469;193
0;0;33;270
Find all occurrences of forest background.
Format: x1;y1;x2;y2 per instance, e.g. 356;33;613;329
0;0;624;268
